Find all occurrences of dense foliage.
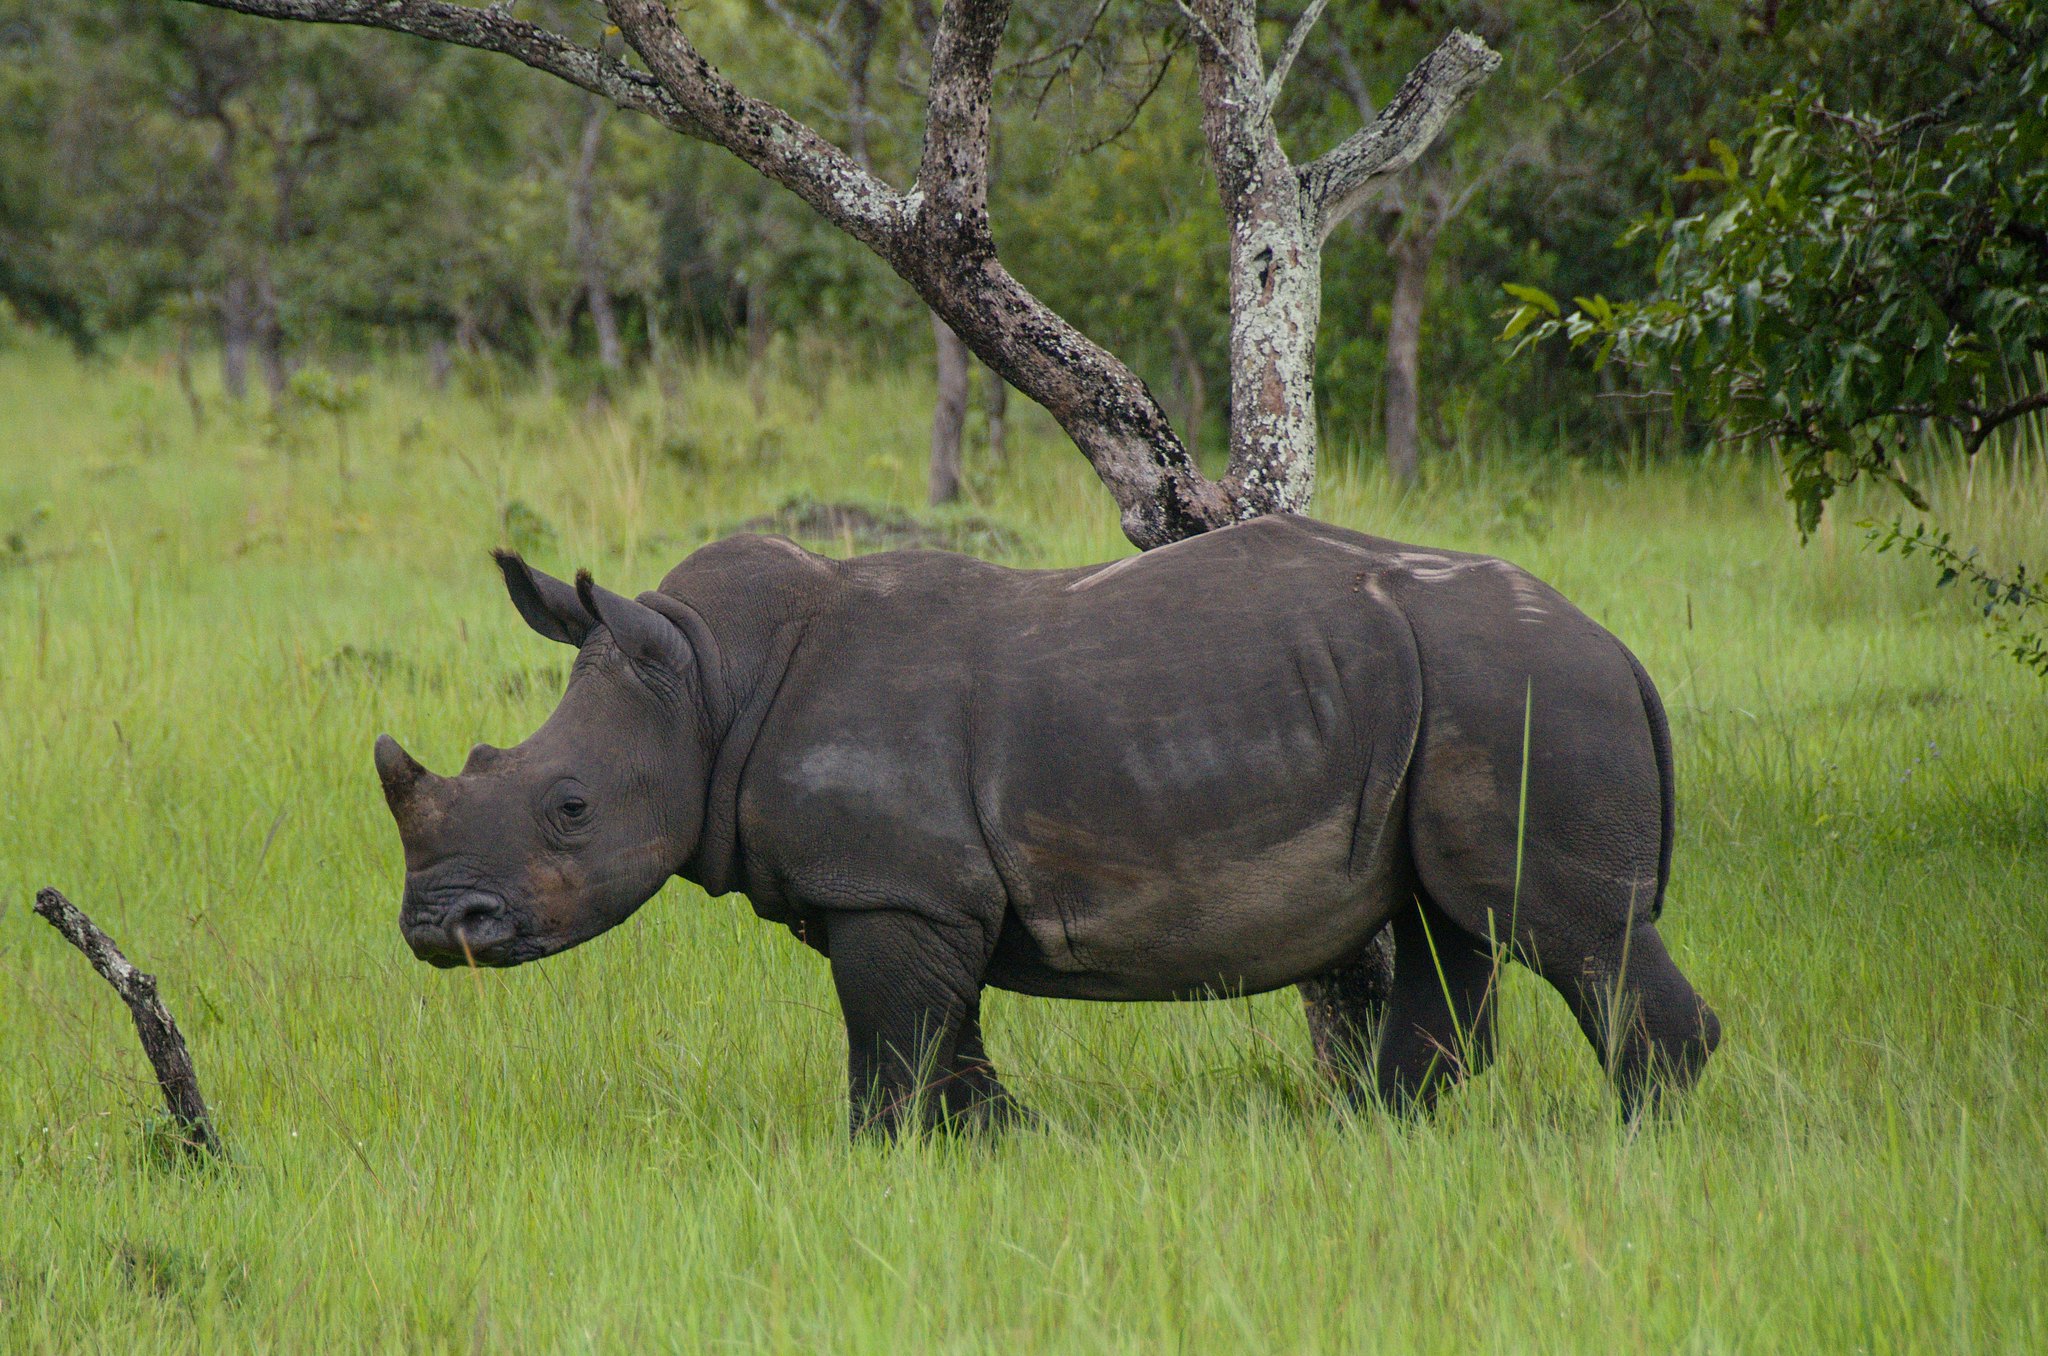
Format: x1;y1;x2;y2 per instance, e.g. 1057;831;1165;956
1505;0;2047;532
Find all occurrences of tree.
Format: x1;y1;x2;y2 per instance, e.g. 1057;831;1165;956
1503;0;2048;670
175;0;1495;547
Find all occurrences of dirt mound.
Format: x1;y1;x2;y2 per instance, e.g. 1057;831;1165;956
739;496;1021;557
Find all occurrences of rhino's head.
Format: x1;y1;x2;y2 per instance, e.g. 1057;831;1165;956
376;552;710;968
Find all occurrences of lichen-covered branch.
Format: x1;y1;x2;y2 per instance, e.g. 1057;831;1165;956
601;1;910;253
32;887;222;1160
173;1;690;131
1301;30;1500;241
916;0;1007;242
1187;0;1321;520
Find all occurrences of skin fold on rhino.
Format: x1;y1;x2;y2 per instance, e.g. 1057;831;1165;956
376;514;1720;1136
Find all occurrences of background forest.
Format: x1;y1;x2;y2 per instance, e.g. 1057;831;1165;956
7;0;2025;481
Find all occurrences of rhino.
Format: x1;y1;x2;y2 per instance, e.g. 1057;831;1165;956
375;514;1719;1135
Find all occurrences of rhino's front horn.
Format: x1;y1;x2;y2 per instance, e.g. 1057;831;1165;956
374;734;442;819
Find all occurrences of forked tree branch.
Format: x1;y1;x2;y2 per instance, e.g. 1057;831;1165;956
171;2;1490;548
1301;29;1500;240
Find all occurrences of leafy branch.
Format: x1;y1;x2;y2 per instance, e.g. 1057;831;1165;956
1865;519;2048;678
1498;0;2048;538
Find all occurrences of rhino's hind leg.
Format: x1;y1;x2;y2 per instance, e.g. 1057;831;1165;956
1540;918;1721;1121
941;999;1037;1132
1373;892;1502;1113
1298;926;1393;1104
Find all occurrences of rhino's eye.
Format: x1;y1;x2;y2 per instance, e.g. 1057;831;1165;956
545;781;592;834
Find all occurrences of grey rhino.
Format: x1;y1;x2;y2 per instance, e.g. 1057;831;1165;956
376;514;1719;1135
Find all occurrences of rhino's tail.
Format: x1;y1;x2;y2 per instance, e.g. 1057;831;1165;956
1619;642;1674;921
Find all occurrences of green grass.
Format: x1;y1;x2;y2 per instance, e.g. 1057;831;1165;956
3;336;2044;1352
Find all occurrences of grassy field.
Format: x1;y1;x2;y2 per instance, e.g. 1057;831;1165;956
2;336;2044;1352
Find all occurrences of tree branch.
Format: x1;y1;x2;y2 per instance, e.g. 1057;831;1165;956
1264;0;1329;105
916;0;1009;243
179;1;913;252
176;1;688;128
33;888;223;1160
1300;29;1500;241
1967;390;2048;453
601;1;908;252
1963;0;2024;51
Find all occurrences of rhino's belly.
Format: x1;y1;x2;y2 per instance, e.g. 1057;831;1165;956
984;812;1399;1001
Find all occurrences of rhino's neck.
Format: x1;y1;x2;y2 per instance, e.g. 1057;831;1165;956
652;535;842;896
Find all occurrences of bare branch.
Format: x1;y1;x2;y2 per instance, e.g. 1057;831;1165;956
602;1;907;251
34;888;222;1160
176;1;687;128
1264;0;1329;105
179;2;913;252
1301;29;1501;241
1966;390;2048;454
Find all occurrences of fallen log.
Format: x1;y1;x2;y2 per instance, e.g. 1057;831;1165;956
32;887;222;1160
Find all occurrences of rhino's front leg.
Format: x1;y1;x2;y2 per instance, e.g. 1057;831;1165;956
826;909;988;1139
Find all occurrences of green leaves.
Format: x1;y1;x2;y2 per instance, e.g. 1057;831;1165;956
1501;1;2048;548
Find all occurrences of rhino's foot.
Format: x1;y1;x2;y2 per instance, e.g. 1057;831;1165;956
941;1063;1039;1135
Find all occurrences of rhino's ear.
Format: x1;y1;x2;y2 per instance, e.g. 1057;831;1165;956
575;570;691;677
494;549;592;646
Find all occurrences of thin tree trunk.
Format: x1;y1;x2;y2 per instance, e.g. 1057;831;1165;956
641;286;665;366
256;270;288;400
1384;224;1437;485
745;273;771;415
220;271;254;402
983;362;1008;462
571;94;624;370
1168;321;1207;461
174;319;205;430
929;312;971;505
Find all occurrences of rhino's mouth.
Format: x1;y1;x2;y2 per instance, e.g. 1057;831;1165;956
402;891;521;968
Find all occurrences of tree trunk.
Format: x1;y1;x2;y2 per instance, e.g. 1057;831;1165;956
256;269;288;400
1384;224;1437;484
642;286;665;366
220;272;254;402
1192;1;1324;519
929;312;971;505
1168;320;1207;461
745;272;771;416
983;362;1008;462
571;94;624;370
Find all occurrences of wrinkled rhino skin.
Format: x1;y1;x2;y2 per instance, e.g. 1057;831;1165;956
377;514;1719;1136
